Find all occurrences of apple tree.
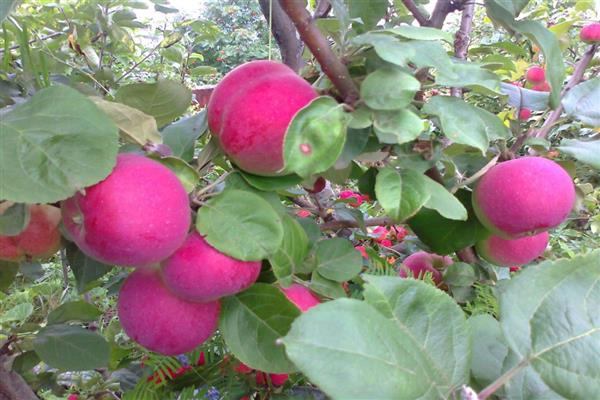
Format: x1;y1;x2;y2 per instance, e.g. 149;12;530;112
1;0;600;399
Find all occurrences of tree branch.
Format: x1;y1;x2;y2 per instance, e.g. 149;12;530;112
279;0;361;105
313;0;331;19
401;0;428;26
428;0;463;28
450;0;475;97
320;217;392;231
0;356;39;400
258;0;304;72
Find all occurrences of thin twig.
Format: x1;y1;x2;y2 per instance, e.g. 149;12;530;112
194;171;231;198
0;31;62;54
279;0;361;105
115;42;162;84
320;217;391;231
401;0;428;26
451;155;499;193
450;0;475;97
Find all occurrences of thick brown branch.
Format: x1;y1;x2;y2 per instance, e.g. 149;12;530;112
428;0;463;28
258;0;304;72
450;0;475;97
320;217;392;231
279;0;361;105
313;0;331;18
401;0;428;26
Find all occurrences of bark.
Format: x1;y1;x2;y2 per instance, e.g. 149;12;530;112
258;0;304;72
0;356;38;400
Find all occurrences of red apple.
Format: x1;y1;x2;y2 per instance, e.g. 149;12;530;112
399;251;453;286
518;108;532;120
476;231;549;266
280;284;320;312
580;22;600;43
525;66;546;84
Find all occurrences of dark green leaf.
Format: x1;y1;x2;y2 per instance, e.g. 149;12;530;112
0;202;30;235
152;156;199;193
314;238;362;282
115;80;192;128
0;85;119;203
283;96;349;178
196;190;283;261
269;215;309;287
47;301;102;325
66;243;114;294
348;0;388;28
34;324;110;371
161;111;207;162
310;271;346;299
361;68;420;110
443;262;477;287
0;260;19;292
220;283;300;373
240;172;303;192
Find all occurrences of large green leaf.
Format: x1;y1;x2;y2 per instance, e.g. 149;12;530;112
269;215;309;287
33;324;109;371
90;97;162;145
361;68;420;110
0;260;19;292
240;172;303;192
373;109;424;144
386;26;454;43
161;111;207;161
423;96;510;153
0;202;30;236
363;276;471;392
436;62;502;95
0;85;119;203
66;243;114;294
561;78;600;127
499;250;600;399
115;80;192;127
500;82;550;111
376;167;431;222
422;175;468;221
485;0;565;108
348;0;388;28
283;293;468;399
196;190;283;261
282;96;349;178
468;314;509;390
0;0;19;22
220;283;300;373
314;238;362;282
408;190;487;255
47;301;102;325
557;139;600;170
0;303;33;323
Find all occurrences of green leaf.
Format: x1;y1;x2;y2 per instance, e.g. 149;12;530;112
492;0;530;16
34;324;110;371
310;271;347;299
0;85;119;203
500;82;550;111
0;303;33;323
361;68;420;110
363;276;471;392
408;190;487;255
557;139;600;169
485;0;565;108
115;80;192;128
0;202;30;236
443;262;477;287
47;301;102;325
190;66;218;76
373;109;425;144
423;96;510;153
240;172;303;192
196;190;283;261
90;97;162;146
375;166;403;221
0;260;19;292
348;0;388;28
499;250;600;399
314;238;362;282
269;215;309;287
562;78;600;127
220;283;300;373
283;96;349;178
468;314;509;390
337;127;371;167
0;0;19;23
386;25;454;43
283;296;466;399
66;243;114;294
152;156;199;193
161;111;207;162
155;4;178;14
422;176;468;220
436;62;502;95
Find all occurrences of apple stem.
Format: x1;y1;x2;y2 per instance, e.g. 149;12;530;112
478;357;530;399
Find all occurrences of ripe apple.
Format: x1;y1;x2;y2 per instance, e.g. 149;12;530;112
160;232;261;302
525;66;546;84
472;157;575;238
280;284;320;312
518;108;532;120
0;203;61;262
207;60;318;176
62;153;191;267
398;251;453;286
117;269;220;355
476;231;549;267
580;23;600;43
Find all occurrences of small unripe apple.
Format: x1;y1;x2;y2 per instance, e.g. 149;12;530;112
472;157;575;238
0;203;61;262
398;251;453;286
207;60;318;176
518;108;532;120
525;66;546;84
580;23;600;43
63;153;191;267
476;231;549;266
280;284;320;312
160;232;261;302
117;269;220;355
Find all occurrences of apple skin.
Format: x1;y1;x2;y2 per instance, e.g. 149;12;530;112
62;153;191;267
117;269;220;355
476;231;549;267
518;108;532;120
280;284;320;312
398;251;453;286
525;66;546;84
532;82;551;92
256;372;289;387
207;60;318;176
580;23;600;43
160;232;261;302
0;203;61;262
472;157;575;238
